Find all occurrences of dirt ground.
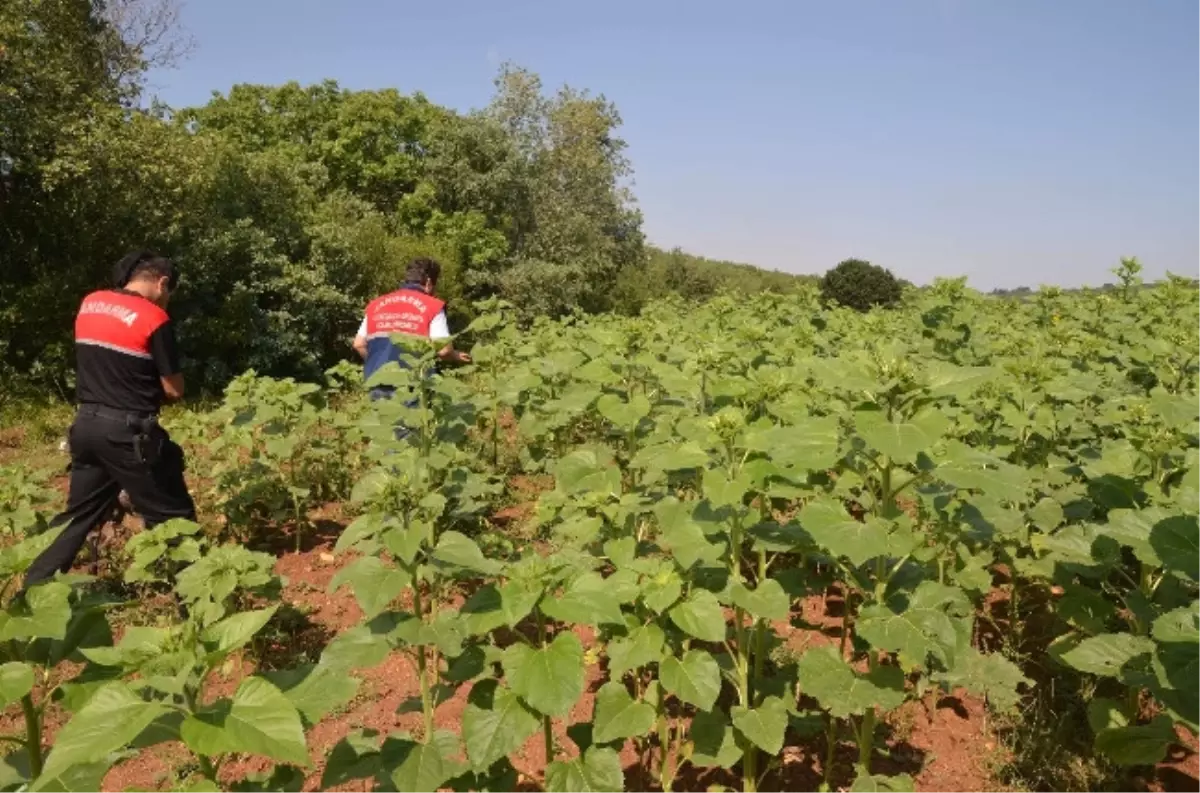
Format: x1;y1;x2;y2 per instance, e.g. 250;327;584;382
3;452;1197;792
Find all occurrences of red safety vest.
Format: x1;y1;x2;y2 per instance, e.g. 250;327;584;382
363;288;445;341
75;289;169;359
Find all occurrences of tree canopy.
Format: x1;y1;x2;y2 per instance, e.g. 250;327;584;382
819;259;904;312
0;1;818;398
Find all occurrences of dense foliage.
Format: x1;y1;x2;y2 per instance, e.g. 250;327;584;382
0;1;816;402
820;259;905;312
0;276;1196;791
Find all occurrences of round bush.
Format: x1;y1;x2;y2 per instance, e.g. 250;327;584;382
820;258;903;311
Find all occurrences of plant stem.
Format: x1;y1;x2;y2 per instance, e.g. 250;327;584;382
181;687;219;782
823;714;838;788
536;608;554;763
878;457;893;517
857;708;876;770
656;681;672;793
21;694;41;778
411;579;434;740
751;549;768;705
743;743;758;793
294;498;303;553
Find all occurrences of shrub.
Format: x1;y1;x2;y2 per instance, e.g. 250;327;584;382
820;258;903;311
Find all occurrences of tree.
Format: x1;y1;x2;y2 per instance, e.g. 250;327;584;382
819;258;903;312
485;63;644;316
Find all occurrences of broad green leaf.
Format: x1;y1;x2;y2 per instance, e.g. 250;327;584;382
1094;715;1177;766
389;736;456;792
702;468;753;509
744;417;841;471
668;590;727;643
503;632;585;717
936;442;1031;502
1058;633;1155;680
38;682;167;782
659;650;721;711
688;709;742;768
329;557;410;620
555;447;622;497
418;609;467;657
730;579;790;622
2;582;71;641
1086;698;1130;732
799;498;889;567
632;441;709;472
1152;638;1200;695
641;565;683;613
545;747;624;792
606;624;665;677
1153;605;1200;644
849;765;916;792
924;363;996;399
0;663;33;708
320;730;381;789
1028;498;1065;532
856;581;970;670
597;392;651;429
382;522;427;565
932;647;1031;712
1057;585;1117;634
320;624;392;670
180;677;308;766
592;681;655;744
1150;514;1200;581
462;681;540;772
202;606;278;658
656;501;723;570
463;580;540;635
730;696;788;754
263;664;360;725
1098;507;1172;567
29;759;111;793
796;646;906;718
541;572;625;627
856;408;949;464
432;531;503;575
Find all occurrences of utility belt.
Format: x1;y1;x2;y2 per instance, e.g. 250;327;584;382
76;403;163;465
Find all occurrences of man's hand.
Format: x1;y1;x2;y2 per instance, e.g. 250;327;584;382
160;373;185;402
437;345;471;365
352;336;368;360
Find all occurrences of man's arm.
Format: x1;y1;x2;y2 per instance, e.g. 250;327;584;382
161;373;185;402
149;321;185;402
352;316;368;360
430;311;471;364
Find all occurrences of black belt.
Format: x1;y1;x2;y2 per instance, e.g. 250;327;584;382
77;403;158;427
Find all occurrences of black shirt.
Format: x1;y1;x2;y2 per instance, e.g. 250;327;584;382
73;288;181;414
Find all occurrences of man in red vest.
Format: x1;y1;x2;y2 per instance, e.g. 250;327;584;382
352;258;470;404
22;251;197;591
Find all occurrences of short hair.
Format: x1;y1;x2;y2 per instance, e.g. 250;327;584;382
405;257;441;287
114;250;178;290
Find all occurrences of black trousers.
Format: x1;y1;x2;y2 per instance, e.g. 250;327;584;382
23;406;196;589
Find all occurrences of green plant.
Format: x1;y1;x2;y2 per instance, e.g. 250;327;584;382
820;259;904;312
0;466;56;537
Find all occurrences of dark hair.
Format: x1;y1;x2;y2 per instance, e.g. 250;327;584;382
404;257;441;287
114;250;178;290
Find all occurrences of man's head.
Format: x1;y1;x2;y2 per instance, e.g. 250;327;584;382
404;257;441;294
115;250;178;308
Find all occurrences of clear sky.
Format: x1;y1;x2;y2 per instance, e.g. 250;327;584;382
146;0;1199;289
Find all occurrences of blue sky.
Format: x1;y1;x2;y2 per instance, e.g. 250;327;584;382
147;0;1198;289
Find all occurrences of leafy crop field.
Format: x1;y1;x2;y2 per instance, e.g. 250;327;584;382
0;278;1197;793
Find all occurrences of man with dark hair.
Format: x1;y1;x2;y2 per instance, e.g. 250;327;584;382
22;250;197;590
352;257;471;403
